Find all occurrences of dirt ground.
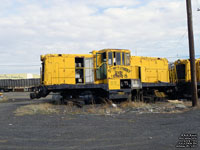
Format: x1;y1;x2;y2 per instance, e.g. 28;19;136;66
0;92;200;150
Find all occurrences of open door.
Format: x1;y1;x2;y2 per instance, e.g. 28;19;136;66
96;52;107;80
85;58;94;83
75;57;84;84
176;64;186;82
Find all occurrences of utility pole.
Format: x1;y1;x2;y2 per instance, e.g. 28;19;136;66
186;0;199;107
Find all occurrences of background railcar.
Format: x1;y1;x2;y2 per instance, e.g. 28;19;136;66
0;78;40;92
0;73;40;92
170;59;200;99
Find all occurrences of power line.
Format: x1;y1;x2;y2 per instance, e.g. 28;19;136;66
166;54;200;59
173;30;187;52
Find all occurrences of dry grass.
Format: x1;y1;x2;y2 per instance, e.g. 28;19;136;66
183;101;192;107
62;101;86;115
87;107;104;115
87;106;123;115
0;140;8;143
14;103;59;116
61;100;124;115
86;101;123;115
86;100;152;115
0;96;8;103
161;107;191;114
120;101;150;108
63;106;83;115
168;100;192;107
14;99;192;116
168;100;183;104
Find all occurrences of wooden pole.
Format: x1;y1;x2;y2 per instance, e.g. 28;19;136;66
186;0;199;107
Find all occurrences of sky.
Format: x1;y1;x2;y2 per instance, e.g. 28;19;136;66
0;0;200;74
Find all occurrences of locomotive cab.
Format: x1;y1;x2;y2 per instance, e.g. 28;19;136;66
94;49;132;87
93;49;141;99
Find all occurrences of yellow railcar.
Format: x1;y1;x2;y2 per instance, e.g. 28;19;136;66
195;59;200;83
170;59;200;99
172;59;200;83
172;59;191;83
30;49;174;102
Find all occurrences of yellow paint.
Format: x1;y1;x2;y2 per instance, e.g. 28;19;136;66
131;56;169;83
172;59;200;83
41;49;171;90
42;54;92;85
196;59;200;82
108;79;120;90
92;49;135;89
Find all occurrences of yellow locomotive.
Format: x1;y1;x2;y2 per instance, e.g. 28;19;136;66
170;59;200;98
171;59;200;83
30;49;174;102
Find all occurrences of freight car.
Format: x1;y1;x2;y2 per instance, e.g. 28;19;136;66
0;78;40;92
30;49;175;103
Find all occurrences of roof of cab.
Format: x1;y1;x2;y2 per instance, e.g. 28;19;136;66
94;49;131;53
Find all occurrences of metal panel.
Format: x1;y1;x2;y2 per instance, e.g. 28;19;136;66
84;58;94;83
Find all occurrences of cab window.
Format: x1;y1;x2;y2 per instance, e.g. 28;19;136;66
125;53;130;65
101;52;106;62
114;52;116;65
116;52;121;65
122;52;125;65
108;52;113;65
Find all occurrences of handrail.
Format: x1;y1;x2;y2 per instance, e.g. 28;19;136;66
96;62;107;69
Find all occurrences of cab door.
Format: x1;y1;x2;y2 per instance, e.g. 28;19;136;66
96;52;107;80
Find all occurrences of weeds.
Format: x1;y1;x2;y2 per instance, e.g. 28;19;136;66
14;99;191;116
14;103;59;116
0;96;8;103
86;106;123;115
0;140;8;143
120;101;150;108
63;104;83;115
86;100;123;115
